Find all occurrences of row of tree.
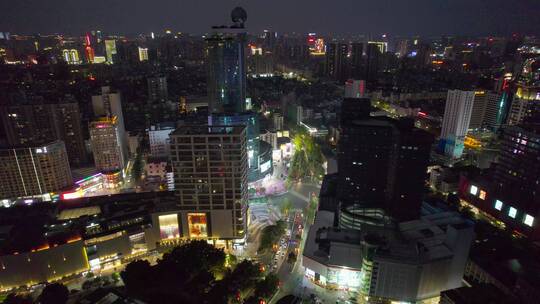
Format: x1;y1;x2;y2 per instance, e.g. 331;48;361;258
3;283;68;304
258;220;286;252
288;129;325;183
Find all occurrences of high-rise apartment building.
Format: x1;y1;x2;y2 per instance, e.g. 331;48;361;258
0;141;72;199
147;76;168;104
138;47;149;62
0;101;87;167
482;91;503;129
468;91;488;130
365;43;382;81
350;43;363;79
169;125;248;242
89;117;126;188
91;86;128;169
325;42;348;82
508;97;535;126
440;90;475;158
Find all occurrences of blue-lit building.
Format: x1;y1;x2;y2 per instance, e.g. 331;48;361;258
205;7;272;182
206;29;247;113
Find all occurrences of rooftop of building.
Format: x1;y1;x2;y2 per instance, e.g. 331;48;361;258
303;209;472;269
170;125;245;136
0;140;66;152
467;220;540;289
441;284;518;304
0;192;177;254
0;203;80;255
91;116;118;125
148;122;176;131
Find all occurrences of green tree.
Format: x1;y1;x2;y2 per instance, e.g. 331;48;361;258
288;130;325;182
3;293;33;304
287;252;297;264
306;196;319;224
280;198;293;217
254;273;279;299
121;260;153;296
131;149;143;182
259;221;286;252
38;283;69;304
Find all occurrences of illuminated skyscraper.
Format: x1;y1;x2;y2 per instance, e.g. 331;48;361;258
206;29;247;113
91;87;128;172
105;39;117;64
205;7;269;182
440;90;475;158
138;47;149;61
62;49;80;64
89;117;126;188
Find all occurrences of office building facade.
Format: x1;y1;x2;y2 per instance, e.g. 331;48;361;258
168;126;248;243
0;141;73;199
338;117;432;221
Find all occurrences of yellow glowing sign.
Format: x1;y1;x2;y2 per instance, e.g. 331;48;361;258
464;136;482;149
188;213;208;238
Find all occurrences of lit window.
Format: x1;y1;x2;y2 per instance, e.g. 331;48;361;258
508;207;517;218
470;185;478;196
494;200;503;211
524;214;534;227
479;190;486;200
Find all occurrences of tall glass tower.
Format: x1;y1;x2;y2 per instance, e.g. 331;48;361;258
206;7;248;114
206;7;270;182
206;32;247;113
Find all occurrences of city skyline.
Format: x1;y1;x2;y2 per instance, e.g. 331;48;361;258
0;0;539;36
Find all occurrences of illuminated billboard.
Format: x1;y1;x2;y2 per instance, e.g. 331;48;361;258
188;213;208;238
159;214;180;239
311;38;325;55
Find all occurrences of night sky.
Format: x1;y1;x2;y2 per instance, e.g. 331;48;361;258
0;0;539;36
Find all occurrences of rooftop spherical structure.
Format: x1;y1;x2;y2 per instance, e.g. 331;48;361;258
231;7;247;24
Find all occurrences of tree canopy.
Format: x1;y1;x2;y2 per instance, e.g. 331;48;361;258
288;129;325;182
121;240;277;304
